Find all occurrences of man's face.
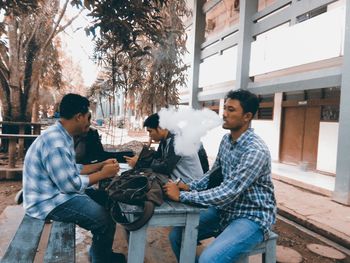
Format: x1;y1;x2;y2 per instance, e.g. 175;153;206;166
222;98;252;131
146;127;163;142
75;111;91;135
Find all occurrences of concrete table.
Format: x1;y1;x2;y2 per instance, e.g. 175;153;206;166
119;200;204;263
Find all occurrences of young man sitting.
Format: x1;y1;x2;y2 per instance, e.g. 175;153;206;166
125;113;205;184
23;93;125;263
163;90;276;263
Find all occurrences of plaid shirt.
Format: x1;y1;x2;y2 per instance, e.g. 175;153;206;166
23;121;89;220
180;128;276;239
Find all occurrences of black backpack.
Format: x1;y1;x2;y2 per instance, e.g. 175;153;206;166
106;168;169;231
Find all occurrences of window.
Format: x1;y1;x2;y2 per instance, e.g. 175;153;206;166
283;87;340;121
201;100;220;114
283;87;340;102
254;94;274;120
321;105;339;122
283;91;304;101
296;5;327;23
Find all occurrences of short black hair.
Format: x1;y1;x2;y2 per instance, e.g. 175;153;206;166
59;93;90;119
225;89;259;116
143;113;159;129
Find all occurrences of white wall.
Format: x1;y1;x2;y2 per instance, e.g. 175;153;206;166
251;120;279;161
251;93;282;161
317;122;339;174
199;46;237;87
250;5;345;75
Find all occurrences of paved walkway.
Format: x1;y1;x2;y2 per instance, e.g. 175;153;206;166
273;177;350;252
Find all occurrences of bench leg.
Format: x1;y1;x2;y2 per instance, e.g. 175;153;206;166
6;138;17;179
263;238;277;263
179;213;200;263
127;225;148;263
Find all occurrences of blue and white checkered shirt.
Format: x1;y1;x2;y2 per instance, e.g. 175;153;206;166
180;128;276;239
23;121;90;220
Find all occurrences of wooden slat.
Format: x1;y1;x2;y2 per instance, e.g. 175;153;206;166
44;221;75;263
0;121;42;125
0;134;39;139
1;215;45;263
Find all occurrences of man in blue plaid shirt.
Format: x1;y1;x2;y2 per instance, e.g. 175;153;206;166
164;89;276;263
23;94;125;263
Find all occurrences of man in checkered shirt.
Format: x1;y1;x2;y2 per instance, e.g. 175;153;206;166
23;93;125;263
164;89;276;263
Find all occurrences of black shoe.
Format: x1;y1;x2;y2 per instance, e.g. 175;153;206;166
111;252;126;263
15;189;23;205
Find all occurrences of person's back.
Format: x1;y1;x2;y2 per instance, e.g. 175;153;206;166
23;122;85;218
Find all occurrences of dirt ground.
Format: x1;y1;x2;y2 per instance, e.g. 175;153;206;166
1;180;349;263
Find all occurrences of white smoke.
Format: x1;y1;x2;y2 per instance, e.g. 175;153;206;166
158;108;222;156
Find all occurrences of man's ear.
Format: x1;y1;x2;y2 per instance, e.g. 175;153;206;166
75;113;83;121
244;112;253;122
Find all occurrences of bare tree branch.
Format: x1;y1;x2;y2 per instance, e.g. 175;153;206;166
43;0;69;49
56;8;84;35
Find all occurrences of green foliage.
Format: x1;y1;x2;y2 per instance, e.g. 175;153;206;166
84;0;168;55
90;0;189;118
0;0;38;15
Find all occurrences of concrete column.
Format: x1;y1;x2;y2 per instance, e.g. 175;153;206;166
290;0;299;25
272;93;283;161
235;0;258;90
333;0;350;205
188;0;205;109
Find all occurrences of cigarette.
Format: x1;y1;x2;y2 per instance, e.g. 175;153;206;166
174;178;181;185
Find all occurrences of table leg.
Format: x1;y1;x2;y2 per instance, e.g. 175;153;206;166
127;225;148;263
179;213;200;263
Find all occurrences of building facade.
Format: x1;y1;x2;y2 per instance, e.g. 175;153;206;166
181;0;350;205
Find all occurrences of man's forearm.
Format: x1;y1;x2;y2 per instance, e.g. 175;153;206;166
88;171;106;186
81;162;103;174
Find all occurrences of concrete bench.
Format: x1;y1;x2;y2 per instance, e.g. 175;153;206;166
119;200;204;263
1;214;75;263
237;231;278;263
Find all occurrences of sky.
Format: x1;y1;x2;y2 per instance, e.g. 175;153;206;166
60;3;99;87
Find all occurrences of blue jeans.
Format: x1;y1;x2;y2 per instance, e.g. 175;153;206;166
47;189;116;263
169;207;264;263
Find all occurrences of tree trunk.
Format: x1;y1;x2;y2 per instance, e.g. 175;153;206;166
7;15;23;121
32;101;39;122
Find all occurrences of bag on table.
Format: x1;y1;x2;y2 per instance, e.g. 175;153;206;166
105;168;169;231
